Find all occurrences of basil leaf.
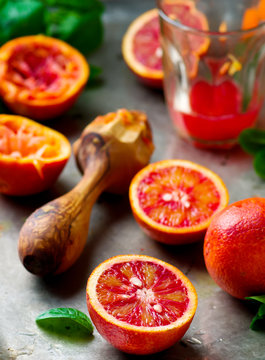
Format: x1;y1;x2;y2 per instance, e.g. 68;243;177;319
45;8;103;54
88;64;102;81
36;308;93;337
86;64;103;88
0;0;45;45
45;8;82;41
239;128;265;155
249;304;265;331
254;148;265;179
246;295;265;304
258;303;265;316
44;0;104;13
246;296;265;330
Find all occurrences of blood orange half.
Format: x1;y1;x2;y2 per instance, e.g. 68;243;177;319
86;254;197;355
0;35;89;120
122;1;209;87
122;9;163;88
0;114;71;195
129;160;229;245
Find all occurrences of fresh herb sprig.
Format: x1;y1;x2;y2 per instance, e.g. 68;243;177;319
0;0;104;54
239;128;265;179
246;296;265;330
36;307;94;338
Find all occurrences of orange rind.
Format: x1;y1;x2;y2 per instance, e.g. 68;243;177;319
0;35;89;120
129;159;229;244
0;114;71;195
86;254;197;354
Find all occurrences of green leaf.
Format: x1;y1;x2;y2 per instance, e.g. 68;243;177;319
246;295;265;304
45;7;104;54
0;0;45;45
86;64;103;88
44;0;104;13
246;296;265;330
45;8;82;41
88;64;102;81
36;308;93;337
249;304;265;331
239;128;265;156
254;148;265;179
258;303;265;316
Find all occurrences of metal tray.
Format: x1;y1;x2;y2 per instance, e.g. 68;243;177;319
0;1;264;359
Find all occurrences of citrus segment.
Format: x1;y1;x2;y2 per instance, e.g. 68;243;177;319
129;160;229;244
122;1;209;87
204;197;265;299
0;35;89;120
87;254;197;354
0;114;71;195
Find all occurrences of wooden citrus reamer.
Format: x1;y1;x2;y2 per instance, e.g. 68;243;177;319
18;109;154;276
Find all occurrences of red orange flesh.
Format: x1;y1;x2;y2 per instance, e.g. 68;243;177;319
122;1;209;87
122;9;163;88
129;160;229;244
0;35;89;120
86;254;197;354
0;114;71;195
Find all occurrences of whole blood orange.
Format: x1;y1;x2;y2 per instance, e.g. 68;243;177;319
0;35;89;120
204;197;265;299
129;160;229;245
121;1;209;87
86;254;197;355
0;114;71;196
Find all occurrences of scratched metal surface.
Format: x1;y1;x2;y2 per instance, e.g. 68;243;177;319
0;1;265;359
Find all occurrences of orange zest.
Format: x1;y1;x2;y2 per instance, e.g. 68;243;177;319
86;254;197;354
129;159;229;245
0;35;89;120
0;114;71;196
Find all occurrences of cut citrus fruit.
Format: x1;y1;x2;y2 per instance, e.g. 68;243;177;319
122;1;209;87
86;254;197;354
0;114;71;196
160;0;210;56
204;197;265;299
122;9;163;88
0;35;89;120
129;159;229;245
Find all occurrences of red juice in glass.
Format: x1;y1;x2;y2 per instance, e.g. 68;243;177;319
158;0;265;149
167;79;261;148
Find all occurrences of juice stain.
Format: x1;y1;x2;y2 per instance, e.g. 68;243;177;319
0;221;11;237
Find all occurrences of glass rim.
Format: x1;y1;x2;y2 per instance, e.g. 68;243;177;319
157;0;265;37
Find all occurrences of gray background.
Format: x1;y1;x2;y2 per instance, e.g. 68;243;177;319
0;1;265;359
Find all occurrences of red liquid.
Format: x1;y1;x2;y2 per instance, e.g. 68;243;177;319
169;80;260;148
